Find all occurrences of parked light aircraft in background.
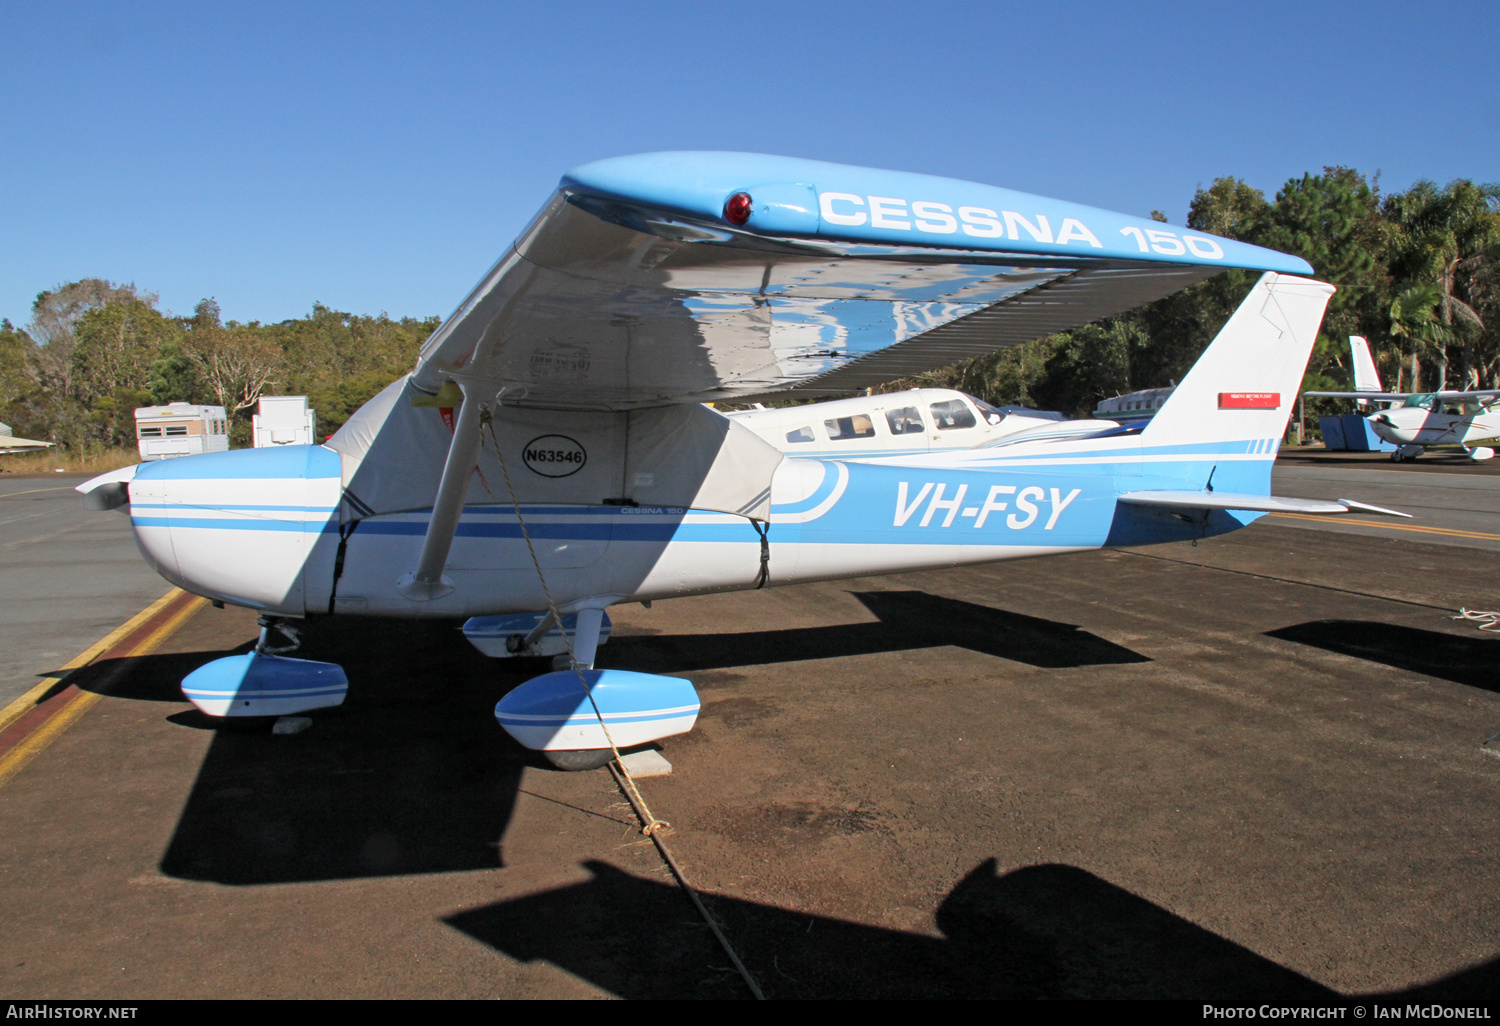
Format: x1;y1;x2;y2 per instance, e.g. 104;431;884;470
1305;335;1500;461
0;423;52;454
1092;386;1175;424
78;152;1409;768
724;387;1064;457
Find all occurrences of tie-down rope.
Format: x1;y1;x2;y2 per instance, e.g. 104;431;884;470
480;405;765;1000
1454;608;1500;632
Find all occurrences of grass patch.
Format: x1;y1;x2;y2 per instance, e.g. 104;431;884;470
0;446;140;476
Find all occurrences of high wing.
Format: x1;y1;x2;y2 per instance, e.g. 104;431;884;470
0;431;52;453
408;152;1312;410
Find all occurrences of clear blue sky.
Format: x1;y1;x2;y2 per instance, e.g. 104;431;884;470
1;0;1494;328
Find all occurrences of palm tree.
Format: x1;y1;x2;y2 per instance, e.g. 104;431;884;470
1384;180;1499;388
1388;284;1454;392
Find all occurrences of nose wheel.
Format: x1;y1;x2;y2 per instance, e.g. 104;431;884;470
180;615;348;719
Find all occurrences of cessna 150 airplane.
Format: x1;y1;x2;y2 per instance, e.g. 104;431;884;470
1305;336;1500;461
78;151;1408;768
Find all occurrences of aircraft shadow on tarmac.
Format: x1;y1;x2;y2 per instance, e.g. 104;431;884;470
444;857;1500;1000
1266;620;1500;693
77;618;540;885
73;591;1142;887
607;590;1150;674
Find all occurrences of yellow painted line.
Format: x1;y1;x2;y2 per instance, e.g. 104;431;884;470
0;588;183;735
0;592;207;790
0;486;74;498
0;692;105;791
1269;512;1500;542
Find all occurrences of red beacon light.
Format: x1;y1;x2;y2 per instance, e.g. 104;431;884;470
723;192;752;225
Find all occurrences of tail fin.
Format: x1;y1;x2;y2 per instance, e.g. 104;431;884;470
1349;335;1382;394
1141;273;1334;447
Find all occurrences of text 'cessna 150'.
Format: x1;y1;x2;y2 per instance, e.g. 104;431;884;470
79;152;1407;768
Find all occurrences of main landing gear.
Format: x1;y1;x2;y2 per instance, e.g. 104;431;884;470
469;605;701;771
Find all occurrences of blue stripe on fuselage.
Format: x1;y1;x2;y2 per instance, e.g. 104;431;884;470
133;447;1276;551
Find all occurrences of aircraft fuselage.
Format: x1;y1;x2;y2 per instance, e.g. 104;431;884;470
1368;407;1500;449
125;437;1274;621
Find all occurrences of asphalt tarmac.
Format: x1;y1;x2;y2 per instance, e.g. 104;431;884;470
0;474;172;708
1;455;1498;999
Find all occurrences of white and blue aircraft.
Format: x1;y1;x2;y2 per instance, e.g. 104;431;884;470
79;152;1407;769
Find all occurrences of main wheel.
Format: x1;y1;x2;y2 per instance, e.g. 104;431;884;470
543;748;615;771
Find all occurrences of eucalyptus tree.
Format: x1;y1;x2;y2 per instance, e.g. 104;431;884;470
27;279;154;399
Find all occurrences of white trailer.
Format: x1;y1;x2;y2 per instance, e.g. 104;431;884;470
134;403;231;461
253;396;317;448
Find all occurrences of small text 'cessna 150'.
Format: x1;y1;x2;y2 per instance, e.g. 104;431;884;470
79;152;1408;767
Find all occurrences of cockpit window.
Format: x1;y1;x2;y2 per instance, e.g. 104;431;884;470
885;407;924;435
967;395;1006;425
930;399;977;430
1402;393;1438;410
824;414;876;440
785;426;815;443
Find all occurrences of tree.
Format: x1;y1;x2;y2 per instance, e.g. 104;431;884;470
1388;283;1454;392
146;343;204;404
89;388;156;448
1383;179;1499;388
1029;320;1147;416
1246;167;1389;398
28;279;155;398
70;299;181;404
0;319;36;403
1187;177;1271;239
186;325;283;418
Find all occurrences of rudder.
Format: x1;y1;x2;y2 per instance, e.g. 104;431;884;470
1141;273;1335;448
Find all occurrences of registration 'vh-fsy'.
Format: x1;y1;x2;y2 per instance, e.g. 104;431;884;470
79;152;1407;768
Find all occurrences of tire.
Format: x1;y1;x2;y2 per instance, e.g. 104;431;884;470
543;748;615;771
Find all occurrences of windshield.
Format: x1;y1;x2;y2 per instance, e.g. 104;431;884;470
1402;393;1438;410
965;394;1005;425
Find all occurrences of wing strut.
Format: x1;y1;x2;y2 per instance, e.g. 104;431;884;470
397;380;490;600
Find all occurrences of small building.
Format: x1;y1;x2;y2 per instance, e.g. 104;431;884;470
253;396;317;448
134;403;230;461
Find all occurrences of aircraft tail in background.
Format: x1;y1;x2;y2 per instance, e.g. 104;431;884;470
1349;335;1383;401
1140;273;1335;449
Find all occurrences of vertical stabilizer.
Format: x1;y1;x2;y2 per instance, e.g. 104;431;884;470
1350;335;1382;393
1141;273;1335;447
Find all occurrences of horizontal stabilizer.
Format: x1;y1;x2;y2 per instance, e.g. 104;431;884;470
1304;390;1500;401
1117;490;1411;517
1336;498;1413;518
